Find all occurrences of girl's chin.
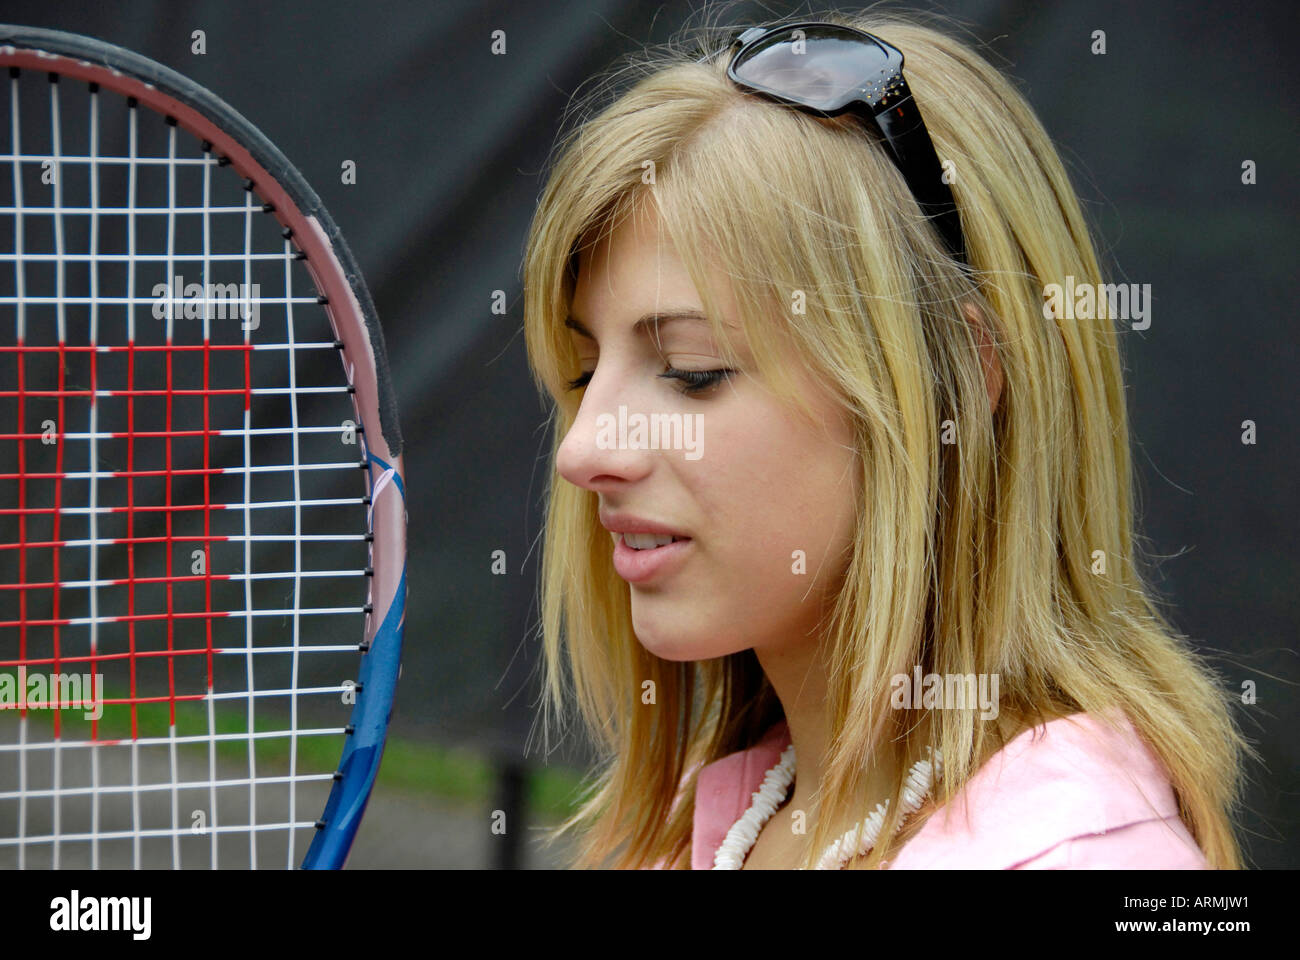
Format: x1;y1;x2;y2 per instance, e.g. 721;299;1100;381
632;626;711;662
634;638;698;662
633;625;748;663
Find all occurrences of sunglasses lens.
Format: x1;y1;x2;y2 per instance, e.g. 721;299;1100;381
731;25;894;107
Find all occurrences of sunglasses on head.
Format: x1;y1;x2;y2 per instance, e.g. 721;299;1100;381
699;21;968;265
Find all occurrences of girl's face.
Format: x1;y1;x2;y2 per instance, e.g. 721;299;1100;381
556;202;860;661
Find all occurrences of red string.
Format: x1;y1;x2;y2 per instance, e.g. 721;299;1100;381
1;645;223;669
126;338;137;740
89;342;98;739
165;336;176;726
204;335;214;690
51;333;66;736
14;334;27;720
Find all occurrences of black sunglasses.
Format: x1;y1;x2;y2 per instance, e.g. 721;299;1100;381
699;22;967;265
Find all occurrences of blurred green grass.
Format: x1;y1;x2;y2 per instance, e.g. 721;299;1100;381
9;684;587;821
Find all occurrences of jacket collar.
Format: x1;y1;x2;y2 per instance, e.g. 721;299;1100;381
689;711;1181;869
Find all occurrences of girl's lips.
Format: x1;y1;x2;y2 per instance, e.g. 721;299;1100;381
611;533;693;584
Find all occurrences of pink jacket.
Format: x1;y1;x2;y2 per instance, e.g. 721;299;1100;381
686;711;1207;869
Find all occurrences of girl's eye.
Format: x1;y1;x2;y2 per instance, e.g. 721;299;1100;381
565;366;735;395
565;370;592;392
660;366;734;396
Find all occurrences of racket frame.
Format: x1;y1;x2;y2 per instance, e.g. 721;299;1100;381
0;23;407;869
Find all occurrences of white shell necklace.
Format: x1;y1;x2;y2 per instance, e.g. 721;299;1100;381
712;741;941;870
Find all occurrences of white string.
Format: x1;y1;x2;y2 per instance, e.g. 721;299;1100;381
242;182;257;870
41;606;368;626
284;229;303;868
88;82;101;870
38;497;367;514
127;98;140;871
131;739;141;868
21;424;366;439
0;204;286;215
10;69;27;872
168;724;179;869
206;685;217;869
0;252;300;261
2;773;336;801
50;66;66;873
0;686;350;718
3;344;344;355
166;118;180;871
208;645;360;655
16;717;25;869
0;295;324;305
3;822;321;845
12;462;365;481
202;143;218;870
0;644;360;666
0;153;222;164
5;533;368;549
1;384;355;395
0;727;347;752
8;569;367;590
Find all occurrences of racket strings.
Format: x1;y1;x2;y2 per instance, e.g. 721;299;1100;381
1;67;374;868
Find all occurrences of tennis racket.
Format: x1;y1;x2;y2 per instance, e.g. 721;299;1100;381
0;24;406;869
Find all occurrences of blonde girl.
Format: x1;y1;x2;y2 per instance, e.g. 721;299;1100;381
521;5;1250;869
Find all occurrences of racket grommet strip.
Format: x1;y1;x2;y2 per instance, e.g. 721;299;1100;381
8;66;19;78
164;113;178;125
47;71;59;83
314;820;327;830
126;94;138;108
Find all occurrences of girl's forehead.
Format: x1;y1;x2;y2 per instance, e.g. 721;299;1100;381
574;226;745;331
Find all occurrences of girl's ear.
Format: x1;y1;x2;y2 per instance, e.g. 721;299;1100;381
963;302;1003;414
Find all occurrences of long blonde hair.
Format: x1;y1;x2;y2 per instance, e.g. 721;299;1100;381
521;3;1251;869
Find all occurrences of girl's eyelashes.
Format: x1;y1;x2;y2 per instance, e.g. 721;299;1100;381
659;366;735;395
565;370;592;392
564;366;735;396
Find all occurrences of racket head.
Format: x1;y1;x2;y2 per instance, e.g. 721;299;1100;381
0;23;405;869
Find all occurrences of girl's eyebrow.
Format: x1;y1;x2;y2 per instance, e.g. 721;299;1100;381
563;308;710;341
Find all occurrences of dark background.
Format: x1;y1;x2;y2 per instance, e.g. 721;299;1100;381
0;0;1294;868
